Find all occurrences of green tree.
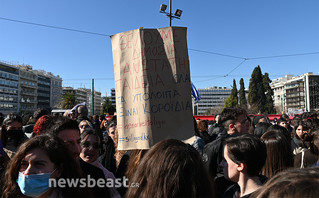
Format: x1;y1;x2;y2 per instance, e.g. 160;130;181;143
239;78;247;109
263;72;276;114
248;65;266;113
101;97;116;115
61;91;76;109
224;79;238;108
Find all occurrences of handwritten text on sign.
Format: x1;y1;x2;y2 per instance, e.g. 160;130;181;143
111;27;194;150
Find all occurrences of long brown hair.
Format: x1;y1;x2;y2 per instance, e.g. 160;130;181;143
2;134;91;197
126;139;214;198
261;130;293;178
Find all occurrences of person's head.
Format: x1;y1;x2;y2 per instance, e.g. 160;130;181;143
252;168;319;198
126;139;214;198
3;134;84;197
267;125;290;142
278;118;288;129
197;119;208;132
254;122;272;138
107;122;116;142
260;130;293;178
80;129;101;163
280;114;291;124
292;121;310;140
77;105;88;117
32;115;53;137
46;116;81;160
253;116;267;127
78;120;92;134
220;134;267;182
220;108;250;134
0;113;24;147
100;119;107;131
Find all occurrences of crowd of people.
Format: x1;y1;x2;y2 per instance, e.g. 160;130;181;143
0;105;319;197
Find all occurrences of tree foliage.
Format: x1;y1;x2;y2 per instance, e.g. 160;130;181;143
61;91;76;109
248;66;267;113
224;79;238;108
239;78;247;109
263;72;276;114
101;97;116;115
248;65;276;114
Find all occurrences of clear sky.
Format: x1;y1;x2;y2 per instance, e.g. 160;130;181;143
1;0;318;97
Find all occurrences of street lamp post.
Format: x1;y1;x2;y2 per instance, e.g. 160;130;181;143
160;0;183;26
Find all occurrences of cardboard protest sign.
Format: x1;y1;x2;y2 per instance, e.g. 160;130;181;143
111;27;194;150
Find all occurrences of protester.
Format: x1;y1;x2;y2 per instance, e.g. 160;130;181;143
260;130;293;178
253;122;272;138
32;115;53;137
46;115;111;197
76;105;90;124
221;134;267;198
252;168;319;198
197;119;214;144
0;113;28;158
78;120;93;134
101;121;117;174
291;120;310;155
2;134;92;197
203;108;250;197
126;139;214;198
294;129;319;168
80;128;120;198
280;114;293;134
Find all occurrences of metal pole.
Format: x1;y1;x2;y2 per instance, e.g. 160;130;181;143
92;79;94;115
169;0;172;26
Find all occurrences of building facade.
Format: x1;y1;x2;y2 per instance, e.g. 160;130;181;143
19;66;38;114
0;61;62;115
194;86;231;115
50;74;63;109
271;72;319;114
110;88;116;109
0;62;19;115
35;71;51;110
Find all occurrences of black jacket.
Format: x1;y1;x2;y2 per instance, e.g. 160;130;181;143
79;158;111;198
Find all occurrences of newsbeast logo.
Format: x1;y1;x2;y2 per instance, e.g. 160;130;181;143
49;176;139;188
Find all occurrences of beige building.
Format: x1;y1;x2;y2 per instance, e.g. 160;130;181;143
271;72;319;114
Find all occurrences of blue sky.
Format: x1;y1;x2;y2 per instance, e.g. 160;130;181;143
1;0;318;96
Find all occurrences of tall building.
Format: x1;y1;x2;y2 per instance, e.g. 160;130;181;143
35;70;51;110
194;86;231;115
0;62;19;115
18;65;38;114
271;72;319;114
0;61;62;115
49;73;63;109
110;88;116;109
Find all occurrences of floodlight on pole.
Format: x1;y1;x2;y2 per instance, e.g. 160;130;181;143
160;4;167;12
159;0;182;27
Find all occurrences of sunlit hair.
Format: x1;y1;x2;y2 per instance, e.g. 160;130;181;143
126;139;214;198
78;120;93;129
224;134;267;177
80;128;101;147
197;119;208;132
261;130;293;178
220;108;247;129
252;168;319;198
2;134;91;197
